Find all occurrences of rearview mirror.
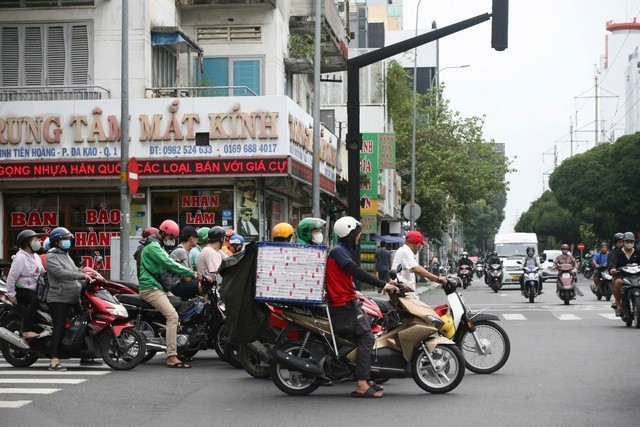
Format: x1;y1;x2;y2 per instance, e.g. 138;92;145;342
389;270;397;280
540;254;547;262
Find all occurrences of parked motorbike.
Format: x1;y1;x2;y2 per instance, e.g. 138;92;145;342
269;270;465;396
433;278;510;374
488;263;503;293
83;266;138;296
0;278;146;370
522;265;541;303
556;263;577;305
457;266;472;289
475;262;485;278
619;263;640;328
592;266;613;301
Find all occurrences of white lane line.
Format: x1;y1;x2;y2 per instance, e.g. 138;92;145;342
0;400;31;408
0;379;86;384
503;313;527;320
500;294;508;297
0;388;61;394
555;314;581;320
0;370;109;376
0;363;107;369
599;313;618;320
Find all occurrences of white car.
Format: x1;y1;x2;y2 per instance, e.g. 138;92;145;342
540;250;562;282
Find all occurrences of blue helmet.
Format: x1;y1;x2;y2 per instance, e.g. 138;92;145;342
229;234;245;245
49;227;73;246
43;237;50;251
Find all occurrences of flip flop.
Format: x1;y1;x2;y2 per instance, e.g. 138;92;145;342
350;387;383;398
370;382;384;392
167;362;191;369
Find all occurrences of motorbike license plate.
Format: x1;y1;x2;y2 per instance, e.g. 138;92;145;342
512;275;520;281
562;273;570;278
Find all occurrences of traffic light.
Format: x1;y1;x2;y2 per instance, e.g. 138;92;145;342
491;0;508;51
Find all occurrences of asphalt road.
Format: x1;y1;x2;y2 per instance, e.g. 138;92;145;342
1;275;639;427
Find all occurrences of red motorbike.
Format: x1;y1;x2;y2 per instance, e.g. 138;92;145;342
82;267;138;295
0;278;147;370
556;263;577;305
458;266;472;289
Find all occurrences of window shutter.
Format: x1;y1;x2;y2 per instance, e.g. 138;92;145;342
70;24;89;85
233;59;260;96
200;57;229;96
0;27;20;86
46;25;66;86
24;26;44;87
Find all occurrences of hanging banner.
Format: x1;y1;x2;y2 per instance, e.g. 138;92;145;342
359;133;379;199
378;133;396;169
361;215;377;233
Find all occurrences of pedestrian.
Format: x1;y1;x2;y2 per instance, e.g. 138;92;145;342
374;241;392;289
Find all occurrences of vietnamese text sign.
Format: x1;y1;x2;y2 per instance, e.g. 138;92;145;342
378;133;396;169
360;133;379;199
361;215;377;233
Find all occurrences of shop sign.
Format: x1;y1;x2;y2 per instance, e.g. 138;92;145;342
10;211;58;227
361;215;377;233
222;210;233;221
378;133;396;169
360;133;379;199
86;206;121;224
289;159;337;195
75;231;120;247
186;211;216;225
0;157;289;179
181;195;219;208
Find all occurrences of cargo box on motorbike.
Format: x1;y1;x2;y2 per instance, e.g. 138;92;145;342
255;242;326;304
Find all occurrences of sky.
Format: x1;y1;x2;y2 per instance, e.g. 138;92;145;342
401;0;640;233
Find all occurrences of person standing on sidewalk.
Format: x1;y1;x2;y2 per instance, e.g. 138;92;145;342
374;241;392;283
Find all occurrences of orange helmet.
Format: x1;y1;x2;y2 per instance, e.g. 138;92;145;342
272;223;294;242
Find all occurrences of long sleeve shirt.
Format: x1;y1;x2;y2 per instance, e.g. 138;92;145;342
6;249;44;299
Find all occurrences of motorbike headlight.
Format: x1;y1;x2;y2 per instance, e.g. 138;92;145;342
106;304;128;318
427;315;445;329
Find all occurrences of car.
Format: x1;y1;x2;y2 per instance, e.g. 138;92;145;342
540;250;562;283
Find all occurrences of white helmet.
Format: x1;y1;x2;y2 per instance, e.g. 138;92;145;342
462;251;468;257
334;216;362;240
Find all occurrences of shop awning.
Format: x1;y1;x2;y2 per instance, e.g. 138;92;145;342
372;235;405;244
151;28;203;54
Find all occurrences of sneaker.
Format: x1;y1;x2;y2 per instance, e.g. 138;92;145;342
49;363;66;371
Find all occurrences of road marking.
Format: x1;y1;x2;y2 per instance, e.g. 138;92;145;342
0;400;31;408
0;363;107;369
0;379;86;384
503;313;527;320
599;313;618;320
555;314;581;320
0;388;61;394
500;294;508;297
0;370;110;376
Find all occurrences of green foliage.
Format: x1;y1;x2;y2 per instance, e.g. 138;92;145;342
386;60;511;241
289;34;315;59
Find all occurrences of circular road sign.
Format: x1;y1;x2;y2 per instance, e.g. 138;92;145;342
577;242;586;251
403;203;421;220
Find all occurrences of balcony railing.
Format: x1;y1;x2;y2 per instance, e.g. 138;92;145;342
146;86;258;98
0;85;111;101
176;0;276;7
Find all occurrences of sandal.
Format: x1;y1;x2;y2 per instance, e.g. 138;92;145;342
350;387;383;398
167;362;191;369
49;363;66;371
369;382;384;391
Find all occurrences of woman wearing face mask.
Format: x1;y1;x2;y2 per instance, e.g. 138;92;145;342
5;230;44;341
553;243;584;298
296;218;326;245
45;227;92;371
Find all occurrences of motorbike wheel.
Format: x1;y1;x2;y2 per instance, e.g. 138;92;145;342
136;320;158;364
412;343;465;394
239;343;271;379
214;325;228;362
463;278;468;289
529;291;535;303
459;320;510;374
634;296;640;329
0;320;38;368
100;328;146;370
270;344;320;396
223;339;242;369
605;283;612;302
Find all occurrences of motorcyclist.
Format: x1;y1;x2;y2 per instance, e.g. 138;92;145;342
227;234;245;255
325;216;399;398
272;222;295;242
553;244;583;298
5;230;44;340
610;232;640;317
485;251;502;285
133;226;160;277
221;228;235;257
138;220;198;368
519;246;541;295
196;226;228;277
591;243;609;294
297;217;326;245
189;227;210;271
607;232;625;273
169;226;202;299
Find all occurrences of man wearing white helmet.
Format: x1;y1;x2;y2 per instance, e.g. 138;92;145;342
327;216;399;398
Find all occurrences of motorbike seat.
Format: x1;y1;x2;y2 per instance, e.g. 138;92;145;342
111;279;139;290
118;294;181;309
371;297;394;314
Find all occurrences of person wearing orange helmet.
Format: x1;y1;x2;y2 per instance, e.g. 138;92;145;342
138;220;198;368
221;228;235;257
272;222;294;242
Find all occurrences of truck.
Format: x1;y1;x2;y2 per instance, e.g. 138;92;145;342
493;233;539;285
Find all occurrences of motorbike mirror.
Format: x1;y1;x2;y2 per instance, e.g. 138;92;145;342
389;269;397;280
540;254;547;262
516;260;522;264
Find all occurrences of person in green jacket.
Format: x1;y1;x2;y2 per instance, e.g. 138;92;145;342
139;219;197;369
189;227;210;272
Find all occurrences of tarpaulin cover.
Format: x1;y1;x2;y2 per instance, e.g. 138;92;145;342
371;235;405;244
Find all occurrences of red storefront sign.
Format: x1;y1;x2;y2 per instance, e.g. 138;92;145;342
0;157;289;179
290;159;336;195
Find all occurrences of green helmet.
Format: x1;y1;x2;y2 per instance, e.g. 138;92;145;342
297;217;326;244
197;227;211;246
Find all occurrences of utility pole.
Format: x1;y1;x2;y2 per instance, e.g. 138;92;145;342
311;0;321;218
570;118;573;157
594;71;599;146
554;143;558;168
119;0;130;279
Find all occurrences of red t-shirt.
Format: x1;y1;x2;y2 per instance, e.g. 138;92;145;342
325;243;356;307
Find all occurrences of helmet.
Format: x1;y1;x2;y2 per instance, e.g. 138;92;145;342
229;234;245;245
614;232;624;242
142;227;159;238
49;227;73;246
461;251;468;257
623;232;635;241
197;227;211;246
43;237;50;251
272;223;294;242
297;218;326;244
526;246;535;256
159;220;180;237
561;243;570;250
180;225;198;241
225;228;235;237
491;251;498;257
334;216;362;240
439;313;455;339
208;226;226;243
16;229;39;248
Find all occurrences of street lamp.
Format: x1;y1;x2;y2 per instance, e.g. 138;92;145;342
431;64;470;105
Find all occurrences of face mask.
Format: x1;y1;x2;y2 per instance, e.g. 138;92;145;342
624;242;634;250
30;240;42;252
164;239;176;247
312;233;323;245
60;240;71;251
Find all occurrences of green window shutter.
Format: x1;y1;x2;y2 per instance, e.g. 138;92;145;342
201;57;229;96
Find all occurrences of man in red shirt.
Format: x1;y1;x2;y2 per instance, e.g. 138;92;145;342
326;216;398;398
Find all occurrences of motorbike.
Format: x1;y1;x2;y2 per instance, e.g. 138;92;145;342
268;269;465;396
582;263;594;279
522;265;541;303
475;262;484;278
457;266;472;289
556;263;577;305
0;278;147;370
433;278;510;374
592;266;613;301
619;263;640;328
83;266;138;296
488;263;503;293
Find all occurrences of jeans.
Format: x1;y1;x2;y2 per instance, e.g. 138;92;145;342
16;288;38;333
48;302;73;359
171;279;199;299
354;304;374;381
140;289;179;357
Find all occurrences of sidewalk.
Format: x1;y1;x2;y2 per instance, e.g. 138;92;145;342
360;280;441;298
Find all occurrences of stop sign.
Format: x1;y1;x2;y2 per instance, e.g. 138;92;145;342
577;242;586;251
128;157;139;194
